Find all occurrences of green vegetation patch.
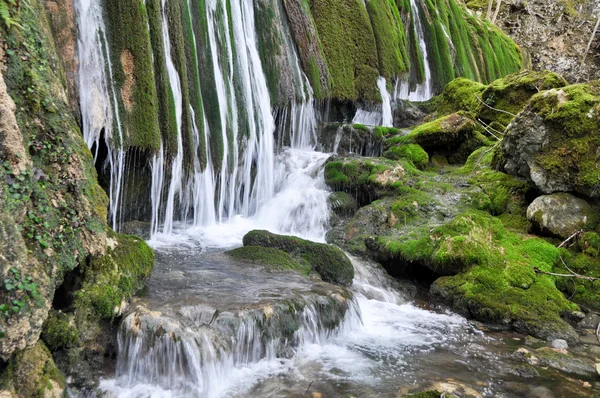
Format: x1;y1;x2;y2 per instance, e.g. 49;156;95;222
227;246;311;275
74;233;155;319
243;230;354;285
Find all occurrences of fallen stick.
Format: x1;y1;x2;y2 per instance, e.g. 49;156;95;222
533;267;599;282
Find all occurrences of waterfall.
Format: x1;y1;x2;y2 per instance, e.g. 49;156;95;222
75;0;126;230
377;77;393;127
160;0;185;235
395;0;434;101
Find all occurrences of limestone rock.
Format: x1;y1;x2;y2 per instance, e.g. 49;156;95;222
551;339;569;350
501;84;600;198
527;193;596;239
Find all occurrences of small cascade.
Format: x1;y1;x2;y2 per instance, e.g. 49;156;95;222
395;0;434;101
102;294;361;397
351;77;393;127
75;0;126;230
377;77;394;127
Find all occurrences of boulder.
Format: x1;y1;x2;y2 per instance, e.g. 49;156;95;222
387;113;491;164
242;230;354;286
501;83;600;198
527;193;597;239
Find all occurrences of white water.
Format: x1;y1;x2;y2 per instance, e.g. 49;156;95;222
75;0;126;230
378;77;394;127
160;0;185;235
352;77;394;127
395;0;434;101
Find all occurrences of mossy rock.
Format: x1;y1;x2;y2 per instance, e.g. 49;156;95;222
41;310;79;352
0;341;65;397
387;113;491;164
74;233;155;319
383;143;429;170
328;191;359;217
242;230;354;286
436;71;568;131
527;193;598;239
501;82;600;198
226;246;311;275
405;391;444;398
554;248;600;313
324;156;413;206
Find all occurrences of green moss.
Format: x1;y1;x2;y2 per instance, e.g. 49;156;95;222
309;0;380;101
374;207;577;340
41;310;80;352
329;191;359;217
226;246;311;275
406;391;443;398
383;144;429;169
104;0;161;151
74;233;155;319
389;113;491;164
243;230;354;285
554;248;600;312
527;83;600;197
436;71;567;132
0;342;65;397
365;0;409;79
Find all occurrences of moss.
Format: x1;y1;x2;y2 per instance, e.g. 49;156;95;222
554;248;600;312
309;0;380;101
0;342;65;397
436;71;567;132
329;191;359;217
324;157;412;205
405;391;443;398
243;230;354;285
226;246;311;275
527;83;600;197
41;310;79;352
74;233;155;319
104;0;161;151
389;113;491;164
365;0;409;79
383;143;429;169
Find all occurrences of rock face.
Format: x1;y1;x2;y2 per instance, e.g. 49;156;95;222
501;83;600;198
243;230;355;286
492;0;600;83
527;193;596;239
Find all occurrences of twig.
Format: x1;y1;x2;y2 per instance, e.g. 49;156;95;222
468;142;501;175
582;14;600;69
475;94;517;117
534;267;599;282
596;322;600;344
477;118;504;140
557;230;582;248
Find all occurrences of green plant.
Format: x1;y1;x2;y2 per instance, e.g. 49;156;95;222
0;0;21;30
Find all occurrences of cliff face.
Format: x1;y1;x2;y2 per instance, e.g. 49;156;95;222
470;0;600;82
0;1;154;394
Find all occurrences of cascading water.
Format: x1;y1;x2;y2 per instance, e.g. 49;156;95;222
159;0;185;235
75;0;126;230
351;77;393;127
395;0;434;101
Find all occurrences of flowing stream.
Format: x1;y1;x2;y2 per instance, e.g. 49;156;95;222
73;1;591;396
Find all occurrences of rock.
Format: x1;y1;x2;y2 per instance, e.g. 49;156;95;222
527;193;596;239
120;220;151;240
596;363;600;376
533;347;597;377
501;83;600;199
328;192;359;218
318;124;385;157
0;342;66;398
242;230;355;286
226;246;311;275
388;113;491;164
551;339;569;350
525;335;545;348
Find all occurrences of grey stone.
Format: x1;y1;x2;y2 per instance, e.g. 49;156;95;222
551;339;569;350
526;193;594;239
